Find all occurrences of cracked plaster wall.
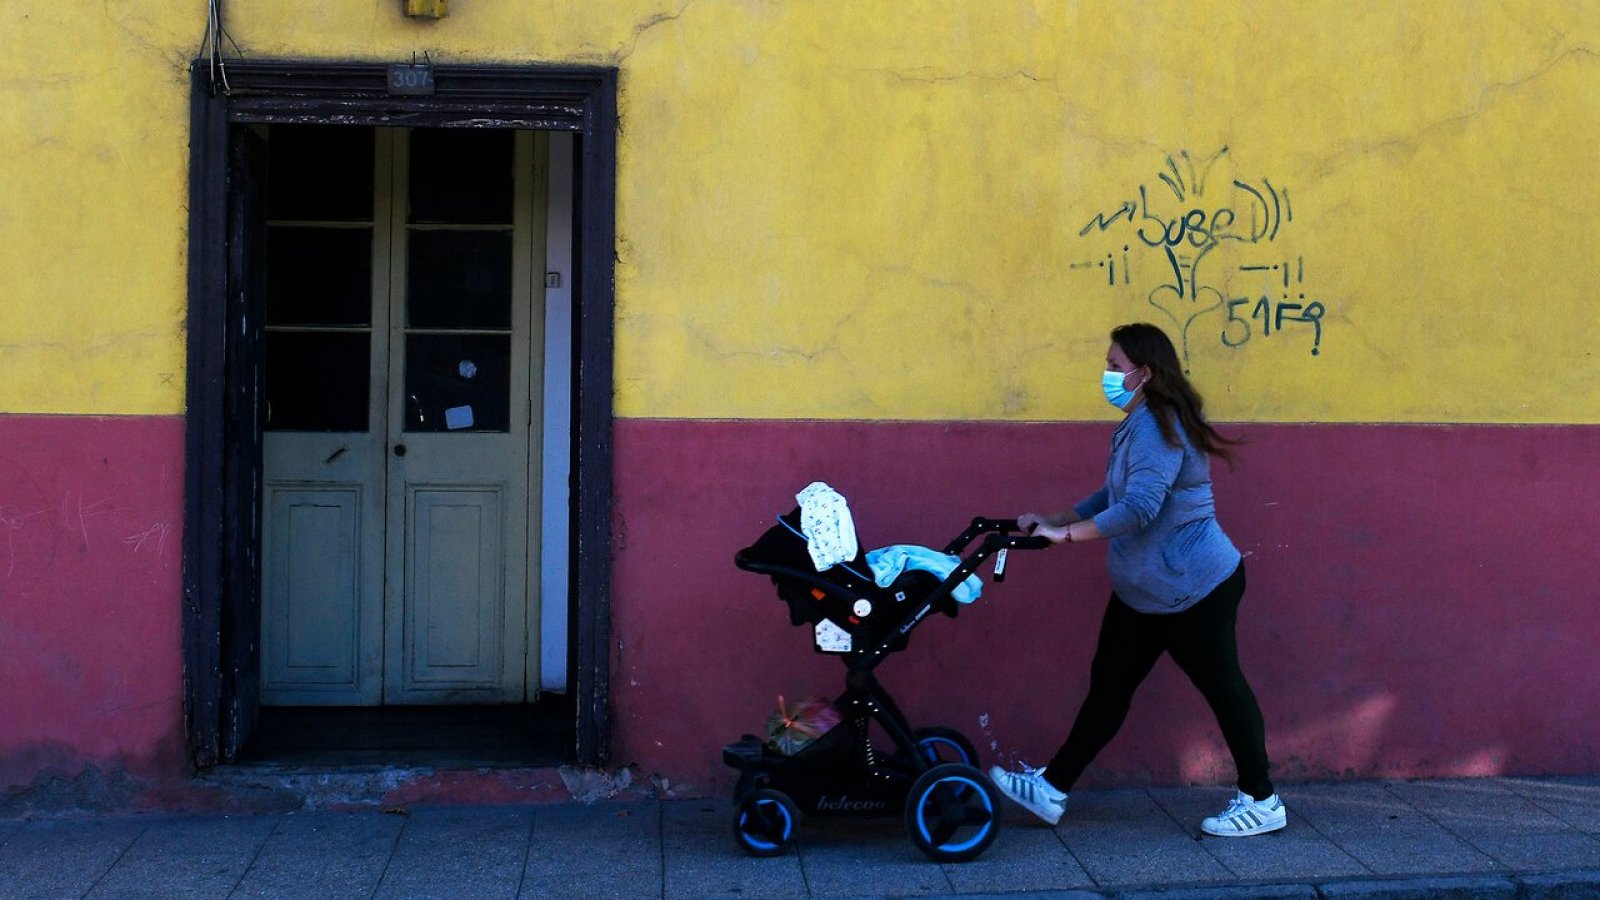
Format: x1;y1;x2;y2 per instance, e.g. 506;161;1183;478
0;2;1596;422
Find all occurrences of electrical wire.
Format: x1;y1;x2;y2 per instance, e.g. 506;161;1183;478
198;0;241;94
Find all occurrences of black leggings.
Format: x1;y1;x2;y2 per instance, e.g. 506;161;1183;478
1042;562;1274;800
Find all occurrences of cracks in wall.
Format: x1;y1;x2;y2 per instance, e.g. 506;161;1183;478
677;316;851;366
1432;41;1599;134
842;65;1048;87
613;0;698;65
99;0;190;68
1302;42;1600;181
0;330;172;356
863;261;985;298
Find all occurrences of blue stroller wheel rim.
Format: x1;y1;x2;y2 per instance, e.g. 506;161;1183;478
918;735;972;765
913;727;979;768
738;798;793;850
905;763;1002;862
913;774;994;853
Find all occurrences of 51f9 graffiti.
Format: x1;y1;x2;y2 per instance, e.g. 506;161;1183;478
1073;147;1334;370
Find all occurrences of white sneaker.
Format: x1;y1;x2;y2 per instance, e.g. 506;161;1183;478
1200;790;1286;836
988;765;1067;825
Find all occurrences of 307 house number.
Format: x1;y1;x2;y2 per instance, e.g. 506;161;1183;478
387;64;435;96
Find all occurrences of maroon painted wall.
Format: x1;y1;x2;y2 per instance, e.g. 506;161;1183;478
3;412;1595;807
610;419;1600;794
0;415;187;797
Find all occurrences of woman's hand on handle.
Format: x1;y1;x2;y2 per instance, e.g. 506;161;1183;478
1018;511;1101;544
1033;522;1072;543
1019;511;1082;544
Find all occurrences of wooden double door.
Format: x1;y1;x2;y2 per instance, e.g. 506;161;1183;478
257;125;552;705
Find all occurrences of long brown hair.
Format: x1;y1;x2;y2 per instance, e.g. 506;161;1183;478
1112;323;1242;466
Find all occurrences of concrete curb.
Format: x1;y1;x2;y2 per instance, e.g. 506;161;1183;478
1314;874;1518;899
1516;870;1600;900
1031;870;1600;900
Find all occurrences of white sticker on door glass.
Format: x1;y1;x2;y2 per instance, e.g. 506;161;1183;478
444;405;475;430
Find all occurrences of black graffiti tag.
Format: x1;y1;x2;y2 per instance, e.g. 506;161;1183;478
1074;148;1325;366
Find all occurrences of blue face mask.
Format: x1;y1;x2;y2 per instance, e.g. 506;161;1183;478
1101;369;1141;409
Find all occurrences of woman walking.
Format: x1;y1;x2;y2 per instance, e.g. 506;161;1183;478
989;322;1285;837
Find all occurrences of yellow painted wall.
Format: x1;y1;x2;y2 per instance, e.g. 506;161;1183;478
0;5;195;416
2;2;1597;422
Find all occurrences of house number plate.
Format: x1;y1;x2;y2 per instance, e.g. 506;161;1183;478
387;65;436;96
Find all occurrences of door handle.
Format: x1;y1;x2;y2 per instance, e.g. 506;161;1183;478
393;444;407;457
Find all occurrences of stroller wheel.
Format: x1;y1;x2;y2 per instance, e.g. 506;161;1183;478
914;726;978;767
733;788;800;857
904;763;1002;863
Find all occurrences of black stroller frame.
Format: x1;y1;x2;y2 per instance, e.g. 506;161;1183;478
725;511;1049;862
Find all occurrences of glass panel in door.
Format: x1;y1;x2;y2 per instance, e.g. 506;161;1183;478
260;125;389;705
383;128;536;704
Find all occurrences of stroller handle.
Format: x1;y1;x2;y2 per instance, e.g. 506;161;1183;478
941;517;1053;555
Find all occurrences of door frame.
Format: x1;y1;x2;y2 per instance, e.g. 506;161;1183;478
183;60;616;767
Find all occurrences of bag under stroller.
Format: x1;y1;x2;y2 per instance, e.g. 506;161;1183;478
723;499;1048;862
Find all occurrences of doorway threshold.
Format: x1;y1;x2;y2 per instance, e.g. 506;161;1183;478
241;696;572;769
195;758;581;813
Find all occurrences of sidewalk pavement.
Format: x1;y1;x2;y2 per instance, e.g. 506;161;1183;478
1;776;1597;899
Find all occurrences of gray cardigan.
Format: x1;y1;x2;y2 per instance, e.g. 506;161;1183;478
1073;404;1241;613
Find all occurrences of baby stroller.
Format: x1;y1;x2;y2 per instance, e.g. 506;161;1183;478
724;501;1049;862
